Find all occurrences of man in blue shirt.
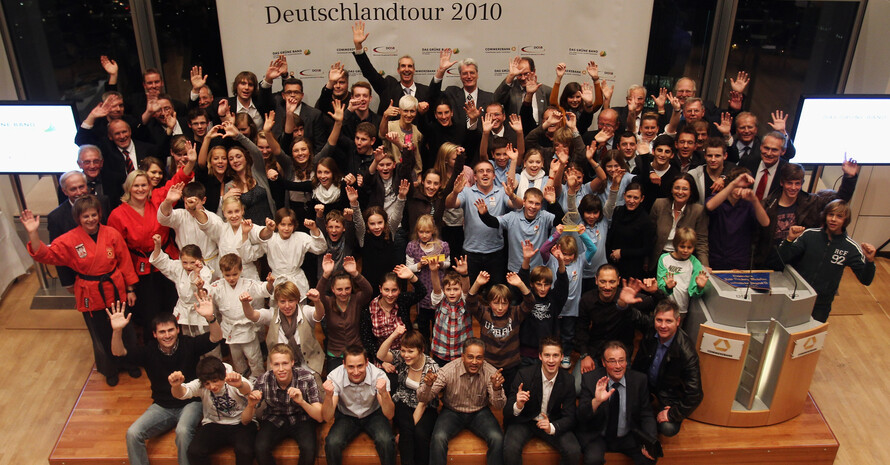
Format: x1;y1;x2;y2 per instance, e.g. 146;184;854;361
631;300;702;437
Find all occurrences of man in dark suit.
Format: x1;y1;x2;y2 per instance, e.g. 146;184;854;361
73;145;121;209
631;300;702;437
269;77;327;151
658;74;746;131
103;119;160;179
187;65;225;126
352;21;431;117
728;111;796;163
494;56;551;127
100;56;186;121
578;341;658;465
429;50;495;129
503;337;581;465
739;131;788;202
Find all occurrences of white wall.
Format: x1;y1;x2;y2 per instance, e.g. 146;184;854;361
843;0;890;249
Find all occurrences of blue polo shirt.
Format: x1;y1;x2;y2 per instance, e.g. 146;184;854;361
496;209;555;272
458;184;514;253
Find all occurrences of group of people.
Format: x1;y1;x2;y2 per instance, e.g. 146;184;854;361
21;20;879;465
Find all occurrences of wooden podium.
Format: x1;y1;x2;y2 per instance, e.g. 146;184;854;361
686;266;829;427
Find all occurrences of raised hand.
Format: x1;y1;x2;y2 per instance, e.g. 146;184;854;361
322;253;335;276
465;101;481;123
475;271;491;286
728;90;743;111
221;120;240;138
304;218;318;232
263;110;276;133
239;291;253;304
20;209;40;234
328;61;345;84
438;48;457;73
217;99;231;119
453;255;469;276
383;100;399;119
352;20;369;48
543;185;557;204
152;234;163;250
393;324;407;337
323;379;335;396
265;55;288;83
641;278;659;294
241;219;254;235
481;111;494;133
714;111;732;136
346;185;359;204
190;65;207;91
168;371;185;387
730;71;750;93
306;288;320;302
508;56;522;78
618;278;644;306
90;100;111;119
522;240;539;261
225;371;243;388
594;127;614;145
586;60;599;82
452;172;467;193
695;270;708;289
376;377;388;394
248;390;262;407
664;272;677;289
768;110;788;133
667;92;681;112
841;154;860;178
398;179;410;199
393;264;415;280
594;376;616;405
506;272;523;287
581;82;595;106
600;80;614;101
508;113;523;133
267;169;279;181
473;198;488;216
105;301;132;330
343;173;357;186
525;72;542;94
100;55;118;76
343;208;354;221
565;111;578;131
515;382;530;409
314;203;325;218
343;256;358;275
555;62;567;79
651;87;668;109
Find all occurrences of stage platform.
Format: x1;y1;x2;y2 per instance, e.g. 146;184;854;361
50;369;839;465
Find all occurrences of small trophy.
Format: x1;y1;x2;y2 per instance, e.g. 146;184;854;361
562;191;582;232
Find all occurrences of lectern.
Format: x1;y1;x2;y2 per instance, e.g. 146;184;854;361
685;266;829;427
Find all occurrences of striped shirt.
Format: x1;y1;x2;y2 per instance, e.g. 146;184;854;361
417;359;506;413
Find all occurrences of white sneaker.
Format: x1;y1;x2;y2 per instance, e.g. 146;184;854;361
560;355;571;369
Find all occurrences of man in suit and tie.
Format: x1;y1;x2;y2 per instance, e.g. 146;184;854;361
728;111;796;164
578;341;658;465
494;56;552;127
740;131;788;202
105;119;160;178
503;337;581;465
352;21;431;117
631;300;702;437
429;50;495;130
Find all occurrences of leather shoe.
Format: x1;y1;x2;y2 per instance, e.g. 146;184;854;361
106;375;119;387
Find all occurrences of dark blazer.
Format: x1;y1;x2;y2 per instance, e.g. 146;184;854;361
577;367;656;444
739;156;788;200
631;328;703;423
270;93;327;152
728;135;796;164
353;51;431;116
504;363;577;434
429;78;495;128
494;78;551;124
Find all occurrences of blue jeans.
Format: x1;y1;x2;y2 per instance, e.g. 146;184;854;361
126;401;202;465
430;408;503;465
324;409;396;465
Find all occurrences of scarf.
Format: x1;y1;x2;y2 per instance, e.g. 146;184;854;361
517;168;545;199
279;311;304;364
313;183;340;204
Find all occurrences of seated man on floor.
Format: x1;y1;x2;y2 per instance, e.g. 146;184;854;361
631;300;703;437
322;344;396;465
503;336;581;465
578;341;658;465
418;337;507;465
246;343;324;465
108;298;222;465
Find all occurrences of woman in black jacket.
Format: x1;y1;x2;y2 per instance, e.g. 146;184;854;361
606;182;655;279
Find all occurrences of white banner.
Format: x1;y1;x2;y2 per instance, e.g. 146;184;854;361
216;0;655;107
700;333;745;360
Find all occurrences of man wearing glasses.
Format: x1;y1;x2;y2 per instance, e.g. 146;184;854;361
578;340;658;465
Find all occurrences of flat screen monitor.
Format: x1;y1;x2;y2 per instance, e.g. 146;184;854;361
792;95;890;165
0;101;80;174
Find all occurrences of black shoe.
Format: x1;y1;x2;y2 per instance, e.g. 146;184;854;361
128;367;142;379
106;375;120;387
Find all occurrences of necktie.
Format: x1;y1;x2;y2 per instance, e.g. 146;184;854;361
466;93;474;125
741;145;750;160
755;168;769;200
403;87;412;96
606;384;620;440
122;149;134;173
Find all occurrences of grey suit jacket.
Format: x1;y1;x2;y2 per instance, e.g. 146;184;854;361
494;78;552;123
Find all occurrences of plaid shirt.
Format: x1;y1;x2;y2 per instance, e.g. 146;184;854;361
431;294;472;361
369;296;406;349
254;366;320;427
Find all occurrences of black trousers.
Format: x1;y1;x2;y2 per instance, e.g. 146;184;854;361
255;419;317;465
187;421;257;465
394;402;437;465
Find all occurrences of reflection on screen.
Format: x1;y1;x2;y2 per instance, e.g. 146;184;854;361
794;97;890;165
0;104;79;174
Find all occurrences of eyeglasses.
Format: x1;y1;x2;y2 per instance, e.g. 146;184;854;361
604;359;627;366
282;90;303;96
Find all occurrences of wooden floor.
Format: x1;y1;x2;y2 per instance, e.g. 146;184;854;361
4;258;890;465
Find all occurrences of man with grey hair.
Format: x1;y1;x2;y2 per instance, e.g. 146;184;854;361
48;169;110;291
494;56;552;126
75;144;123;209
429;50;495;130
658;73;749;130
611;84;648;135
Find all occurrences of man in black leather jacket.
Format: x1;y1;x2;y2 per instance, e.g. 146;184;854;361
631;300;703;437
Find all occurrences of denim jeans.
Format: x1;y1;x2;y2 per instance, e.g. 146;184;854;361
126;401;202;465
430;408;503;465
504;421;581;465
324;409;396;465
